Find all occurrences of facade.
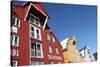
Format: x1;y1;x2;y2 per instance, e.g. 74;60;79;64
11;2;64;66
61;35;83;63
79;46;95;62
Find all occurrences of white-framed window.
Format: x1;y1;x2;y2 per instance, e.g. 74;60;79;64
55;48;59;54
52;36;55;42
31;42;43;58
31;61;44;65
12;49;19;56
30;24;41;40
47;34;51;40
11;35;19;47
12;16;20;27
80;50;85;58
11;61;17;66
50;61;54;64
57;61;61;64
30;13;40;27
48;46;52;54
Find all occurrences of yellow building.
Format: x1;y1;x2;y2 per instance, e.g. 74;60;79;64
62;35;83;63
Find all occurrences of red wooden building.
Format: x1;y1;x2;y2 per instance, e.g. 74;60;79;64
11;1;64;66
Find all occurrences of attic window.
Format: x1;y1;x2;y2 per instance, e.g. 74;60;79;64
30;13;40;27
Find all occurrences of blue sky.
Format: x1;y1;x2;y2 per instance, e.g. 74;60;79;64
13;1;97;54
42;3;97;54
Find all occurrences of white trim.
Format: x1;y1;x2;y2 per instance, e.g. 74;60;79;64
29;20;31;65
12;49;18;56
30;24;42;40
30;13;41;27
52;36;55;42
30;42;43;58
11;35;19;47
43;16;48;30
24;3;48;21
32;3;47;16
24;3;32;21
48;46;52;53
12;16;20;27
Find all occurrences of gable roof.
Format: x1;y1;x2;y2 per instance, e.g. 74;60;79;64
23;2;48;16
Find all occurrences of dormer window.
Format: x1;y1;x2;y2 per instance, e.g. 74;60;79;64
30;13;40;27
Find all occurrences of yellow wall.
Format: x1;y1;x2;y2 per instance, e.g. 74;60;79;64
63;36;83;63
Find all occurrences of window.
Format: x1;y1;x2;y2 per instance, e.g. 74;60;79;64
52;36;55;42
48;46;52;53
11;61;17;66
57;61;61;64
30;24;41;40
11;35;19;47
30;13;40;27
31;61;44;65
31;42;43;58
55;48;59;54
47;34;51;40
30;26;35;37
80;50;85;58
12;49;18;56
50;61;54;64
12;16;20;27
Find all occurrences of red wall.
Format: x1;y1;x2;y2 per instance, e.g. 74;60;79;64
11;2;64;66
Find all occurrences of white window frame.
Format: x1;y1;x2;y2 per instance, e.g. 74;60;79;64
11;35;19;47
12;16;20;27
52;36;55;42
30;13;40;27
12;49;19;56
47;34;51;40
48;46;52;54
11;61;17;66
30;24;41;40
80;49;85;58
31;42;43;58
55;48;59;54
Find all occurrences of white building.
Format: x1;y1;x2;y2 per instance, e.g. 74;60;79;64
60;38;68;49
79;46;95;62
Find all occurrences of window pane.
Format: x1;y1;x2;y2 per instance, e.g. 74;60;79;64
37;44;40;50
37;44;41;56
16;19;19;27
31;26;35;37
15;36;18;45
11;61;17;66
31;43;35;49
48;46;52;53
36;29;39;33
31;43;36;56
31;27;34;31
36;29;40;39
31;50;36;56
